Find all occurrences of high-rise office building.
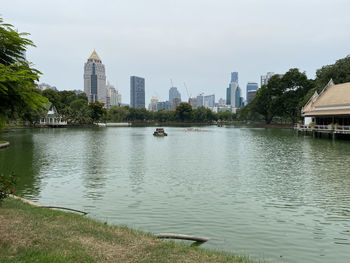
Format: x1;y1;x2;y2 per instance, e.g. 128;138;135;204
130;76;145;108
246;82;259;103
247;90;257;104
148;96;159;111
169;87;181;108
231;72;238;83
226;87;231;105
84;50;106;104
196;94;215;108
227;72;240;107
261;72;274;87
106;82;117;109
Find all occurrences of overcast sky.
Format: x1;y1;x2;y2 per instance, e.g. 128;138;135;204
2;0;350;104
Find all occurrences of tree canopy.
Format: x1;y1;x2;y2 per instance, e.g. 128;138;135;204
0;17;47;128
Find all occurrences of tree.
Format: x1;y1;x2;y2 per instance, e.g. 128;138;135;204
315;55;350;92
175;103;192;121
279;69;314;123
69;99;91;124
0;17;47;128
88;101;107;122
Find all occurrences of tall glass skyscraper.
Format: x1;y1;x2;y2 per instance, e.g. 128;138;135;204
169;87;181;106
130;76;145;108
84;50;106;104
227;72;241;107
231;72;238;83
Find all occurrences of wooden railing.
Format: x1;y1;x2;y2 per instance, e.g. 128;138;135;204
295;124;350;132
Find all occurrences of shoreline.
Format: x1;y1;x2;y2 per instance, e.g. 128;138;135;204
0;141;10;149
2;121;294;131
0;197;256;263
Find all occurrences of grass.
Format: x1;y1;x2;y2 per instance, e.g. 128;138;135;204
0;198;256;263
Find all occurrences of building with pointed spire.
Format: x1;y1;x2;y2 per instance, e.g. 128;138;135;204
84;50;107;104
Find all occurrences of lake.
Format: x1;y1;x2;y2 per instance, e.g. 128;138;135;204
1;126;350;263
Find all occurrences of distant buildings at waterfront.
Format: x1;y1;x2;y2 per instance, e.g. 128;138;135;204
78;50;280;112
130;76;145;108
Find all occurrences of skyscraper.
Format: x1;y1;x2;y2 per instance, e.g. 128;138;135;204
84;50;106;104
231;72;238;83
130;76;145;108
227;72;239;107
106;82;117;109
246;82;259;103
169;87;181;108
261;72;274;87
148;96;159;111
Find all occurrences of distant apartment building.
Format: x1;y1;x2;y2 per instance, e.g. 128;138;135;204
196;93;215;108
148;96;159;111
218;98;226;105
157;101;172;110
84;50;107;104
247;90;257;104
106;82;118;109
246;82;259;104
188;97;197;109
261;72;274;87
130;76;145;108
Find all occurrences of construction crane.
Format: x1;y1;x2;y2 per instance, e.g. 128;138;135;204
183;82;191;100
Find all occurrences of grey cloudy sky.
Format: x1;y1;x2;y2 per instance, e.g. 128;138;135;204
2;0;350;103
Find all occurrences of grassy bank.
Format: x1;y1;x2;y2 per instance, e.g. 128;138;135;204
0;198;255;263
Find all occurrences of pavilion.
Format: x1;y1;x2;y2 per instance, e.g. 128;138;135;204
297;79;350;137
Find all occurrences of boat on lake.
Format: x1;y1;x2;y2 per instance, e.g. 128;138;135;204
153;128;167;136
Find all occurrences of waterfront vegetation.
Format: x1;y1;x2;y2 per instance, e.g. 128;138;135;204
237;56;350;123
0;198;255;263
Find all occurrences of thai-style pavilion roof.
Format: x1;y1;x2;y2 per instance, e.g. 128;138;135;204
302;80;350;117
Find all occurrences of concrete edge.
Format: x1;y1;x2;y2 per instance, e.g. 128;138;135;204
0;141;10;149
9;194;42;207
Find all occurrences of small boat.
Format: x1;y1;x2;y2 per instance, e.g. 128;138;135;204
153;128;168;136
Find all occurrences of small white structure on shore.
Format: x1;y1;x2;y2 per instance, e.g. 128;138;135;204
39;103;67;127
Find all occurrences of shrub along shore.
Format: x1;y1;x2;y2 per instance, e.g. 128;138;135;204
0;197;256;263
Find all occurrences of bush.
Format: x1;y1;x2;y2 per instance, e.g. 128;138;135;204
0;173;16;205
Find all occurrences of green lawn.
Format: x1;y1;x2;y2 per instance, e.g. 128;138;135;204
0;198;257;263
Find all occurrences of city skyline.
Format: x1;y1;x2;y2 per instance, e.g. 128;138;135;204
3;0;350;103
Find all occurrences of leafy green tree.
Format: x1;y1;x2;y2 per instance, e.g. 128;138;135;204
279;69;314;123
69;99;91;124
315;55;350;92
88;101;107;122
175;103;192;121
217;110;235;121
192;106;216;122
0;17;47;128
154;110;175;122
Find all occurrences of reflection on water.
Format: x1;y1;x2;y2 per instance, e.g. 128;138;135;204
82;129;108;200
1;126;350;263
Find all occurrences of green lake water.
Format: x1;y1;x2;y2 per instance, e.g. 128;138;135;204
1;126;350;263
